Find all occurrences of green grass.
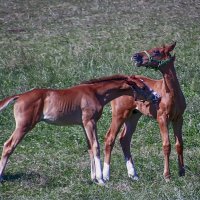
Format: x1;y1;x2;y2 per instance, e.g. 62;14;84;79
0;0;200;199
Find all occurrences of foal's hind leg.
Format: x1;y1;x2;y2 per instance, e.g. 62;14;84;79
0;104;39;182
82;119;104;186
103;115;125;181
172;116;185;176
0;126;31;181
119;111;142;181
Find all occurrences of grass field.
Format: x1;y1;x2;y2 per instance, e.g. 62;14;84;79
0;0;200;199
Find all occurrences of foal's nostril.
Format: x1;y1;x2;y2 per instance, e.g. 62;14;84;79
131;55;136;62
132;54;143;63
133;54;138;59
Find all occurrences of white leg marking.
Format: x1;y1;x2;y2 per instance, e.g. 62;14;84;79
90;158;96;181
103;162;110;181
126;159;139;181
94;156;105;185
94;156;102;180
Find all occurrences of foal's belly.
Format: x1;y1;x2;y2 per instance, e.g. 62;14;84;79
42;110;82;125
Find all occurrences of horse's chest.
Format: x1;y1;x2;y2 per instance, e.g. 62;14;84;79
159;95;186;119
136;93;185;119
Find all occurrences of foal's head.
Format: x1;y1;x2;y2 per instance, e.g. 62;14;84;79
127;76;160;103
132;42;176;69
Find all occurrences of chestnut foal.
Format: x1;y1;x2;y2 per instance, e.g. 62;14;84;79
103;42;186;182
0;74;159;185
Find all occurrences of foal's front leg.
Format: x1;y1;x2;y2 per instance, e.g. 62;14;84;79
172;116;185;176
83;119;104;186
157;115;171;181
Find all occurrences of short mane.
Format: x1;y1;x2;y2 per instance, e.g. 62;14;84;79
81;74;128;84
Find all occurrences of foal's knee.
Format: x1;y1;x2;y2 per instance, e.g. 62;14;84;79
162;143;171;155
175;143;183;155
3;140;14;156
104;135;115;150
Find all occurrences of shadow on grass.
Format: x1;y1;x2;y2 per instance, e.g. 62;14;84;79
3;173;25;182
2;171;44;183
1;171;91;188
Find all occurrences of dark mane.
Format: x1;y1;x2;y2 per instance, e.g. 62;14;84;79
81;74;128;85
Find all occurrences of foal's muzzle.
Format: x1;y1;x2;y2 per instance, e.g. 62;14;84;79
132;53;143;67
131;85;161;104
150;91;161;104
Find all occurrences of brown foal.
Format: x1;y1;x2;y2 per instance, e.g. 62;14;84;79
0;74;159;185
103;42;186;182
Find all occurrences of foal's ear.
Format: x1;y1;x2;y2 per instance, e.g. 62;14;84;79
126;76;136;85
127;76;144;88
129;75;136;80
164;41;176;53
128;76;140;84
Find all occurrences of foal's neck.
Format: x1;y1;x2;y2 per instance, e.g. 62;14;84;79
160;62;182;94
96;81;130;106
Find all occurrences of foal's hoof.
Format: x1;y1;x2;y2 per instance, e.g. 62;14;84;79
163;172;171;182
103;176;109;182
164;176;171;183
93;179;106;186
128;174;139;181
0;176;3;183
179;168;185;176
165;178;170;183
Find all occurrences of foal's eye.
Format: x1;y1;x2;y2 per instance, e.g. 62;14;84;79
153;50;161;56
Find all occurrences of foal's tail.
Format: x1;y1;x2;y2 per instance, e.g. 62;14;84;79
0;95;20;112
